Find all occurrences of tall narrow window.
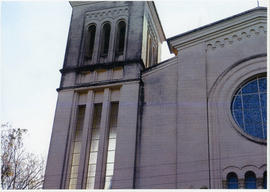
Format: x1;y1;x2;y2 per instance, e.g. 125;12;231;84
85;25;96;59
100;23;111;57
69;106;85;189
103;102;119;189
152;46;156;65
148;37;152;66
86;104;102;189
245;171;256;189
263;171;267;189
115;21;126;56
227;172;238;189
145;33;152;68
145;33;150;67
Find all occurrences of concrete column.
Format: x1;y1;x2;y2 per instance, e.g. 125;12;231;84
108;20;116;62
257;178;263;189
77;90;94;188
112;82;140;188
44;91;75;189
222;180;227;189
239;179;245;189
95;88;111;189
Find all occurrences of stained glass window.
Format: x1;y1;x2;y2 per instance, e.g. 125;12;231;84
245;171;256;189
231;76;267;140
227;172;238;189
263;172;267;189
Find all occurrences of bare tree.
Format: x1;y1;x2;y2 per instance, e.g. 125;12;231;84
1;123;45;189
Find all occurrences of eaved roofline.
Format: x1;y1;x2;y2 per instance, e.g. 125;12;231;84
151;1;166;41
167;7;267;54
70;1;104;7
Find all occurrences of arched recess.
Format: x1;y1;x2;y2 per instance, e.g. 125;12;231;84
115;20;126;56
241;165;260;178
207;54;267;188
113;17;128;62
84;24;97;60
223;166;241;180
81;17;100;65
245;171;257;189
100;22;111;58
227;172;239;189
98;18;115;63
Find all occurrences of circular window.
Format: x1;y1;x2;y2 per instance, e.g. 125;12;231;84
231;76;267;140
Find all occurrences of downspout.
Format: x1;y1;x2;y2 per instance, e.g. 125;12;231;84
133;71;144;188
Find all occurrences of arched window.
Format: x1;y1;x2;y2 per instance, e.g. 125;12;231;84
115;21;126;56
245;171;256;189
85;24;96;59
263;171;267;189
227;172;238;189
100;23;111;57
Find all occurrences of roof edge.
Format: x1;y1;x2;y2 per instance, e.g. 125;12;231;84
69;1;103;7
151;1;166;41
167;7;267;53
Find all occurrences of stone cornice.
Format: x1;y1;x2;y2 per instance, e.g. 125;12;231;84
57;78;140;92
206;23;266;51
167;7;267;53
85;6;129;21
60;59;145;74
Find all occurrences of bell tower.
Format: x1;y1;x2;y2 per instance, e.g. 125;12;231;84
44;1;165;190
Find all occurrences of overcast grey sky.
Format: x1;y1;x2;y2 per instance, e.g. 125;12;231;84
1;0;267;160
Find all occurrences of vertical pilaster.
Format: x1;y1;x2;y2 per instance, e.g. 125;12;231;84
77;90;94;188
239;179;245;189
92;24;100;64
257;178;263;189
44;91;75;189
222;180;227;189
95;88;111;189
112;83;140;188
63;93;79;189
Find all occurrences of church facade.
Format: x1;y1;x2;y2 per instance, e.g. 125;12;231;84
44;1;267;189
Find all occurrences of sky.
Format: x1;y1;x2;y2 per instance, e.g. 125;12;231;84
1;0;268;161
